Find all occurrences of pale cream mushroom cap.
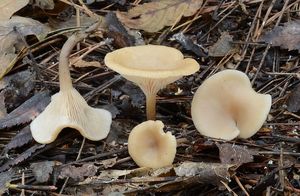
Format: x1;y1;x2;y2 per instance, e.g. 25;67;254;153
104;45;200;120
30;88;112;144
30;28;112;144
191;70;272;140
128;120;177;168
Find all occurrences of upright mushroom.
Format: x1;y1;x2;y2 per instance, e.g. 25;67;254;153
128;120;176;168
30;28;112;144
104;45;199;120
191;70;272;140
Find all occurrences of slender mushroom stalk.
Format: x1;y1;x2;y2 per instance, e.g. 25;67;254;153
191;70;272;140
104;45;200;120
30;28;112;144
128;120;177;168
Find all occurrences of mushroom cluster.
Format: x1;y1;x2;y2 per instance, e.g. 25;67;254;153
191;70;272;140
30;31;112;144
128;120;176;168
104;45;200;120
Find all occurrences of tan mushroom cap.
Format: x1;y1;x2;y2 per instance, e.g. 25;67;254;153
104;45;200;120
191;70;272;140
128;120;177;168
30;88;112;144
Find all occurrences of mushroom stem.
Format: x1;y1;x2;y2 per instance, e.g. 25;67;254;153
59;33;87;91
146;93;157;120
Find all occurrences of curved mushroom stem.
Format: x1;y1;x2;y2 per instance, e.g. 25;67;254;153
59;33;87;92
146;93;156;120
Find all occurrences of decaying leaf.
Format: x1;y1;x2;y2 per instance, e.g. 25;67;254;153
171;32;207;57
80;161;234;189
260;20;300;51
0;91;7;118
70;57;102;68
99;157;117;169
30;161;56;182
0;70;35;110
0;144;45;172
49;14;103;30
174;162;232;185
286;83;300;113
5;126;33;151
59;163;98;181
29;0;55;10
209;32;236;57
117;0;203;32
0;91;50;130
0;16;50;79
0;170;14;195
0;0;29;21
217;143;256;165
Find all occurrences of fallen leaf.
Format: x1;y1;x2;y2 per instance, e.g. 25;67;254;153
0;91;7;118
0;170;14;195
70;57;102;68
260;20;300;51
5;125;33;151
0;70;35;110
59;163;98;181
29;0;55;10
30;161;55;182
0;16;50;79
0;144;45;172
171;32;208;57
105;12;134;47
216;143;256;165
0;91;50;130
286;83;300;113
0;0;29;21
209;32;236;57
99;157;117;169
49;14;103;30
117;0;203;32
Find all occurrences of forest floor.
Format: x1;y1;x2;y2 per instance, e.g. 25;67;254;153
1;0;300;195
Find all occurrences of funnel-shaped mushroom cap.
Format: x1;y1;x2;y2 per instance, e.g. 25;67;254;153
191;70;272;140
30;88;112;144
105;45;200;120
128;120;176;168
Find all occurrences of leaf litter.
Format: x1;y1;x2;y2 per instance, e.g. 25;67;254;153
1;1;300;195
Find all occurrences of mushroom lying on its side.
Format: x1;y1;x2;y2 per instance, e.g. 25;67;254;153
128;120;176;168
30;30;112;144
104;45;200;120
191;70;272;140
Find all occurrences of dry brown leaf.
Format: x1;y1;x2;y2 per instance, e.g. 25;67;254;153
70;57;102;68
216;143;256;166
0;0;29;21
0;16;50;79
260;20;300;51
59;163;98;181
117;0;203;32
0;91;7;118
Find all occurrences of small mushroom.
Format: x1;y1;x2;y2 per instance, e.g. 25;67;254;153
191;70;272;140
128;120;176;168
30;30;112;144
104;45;200;120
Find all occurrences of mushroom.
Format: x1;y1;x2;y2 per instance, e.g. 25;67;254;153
128;120;176;168
191;70;272;140
104;45;200;120
30;30;112;144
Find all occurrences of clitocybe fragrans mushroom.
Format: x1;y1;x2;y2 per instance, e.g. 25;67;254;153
191;70;272;140
30;27;112;144
128;120;176;168
104;45;200;120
